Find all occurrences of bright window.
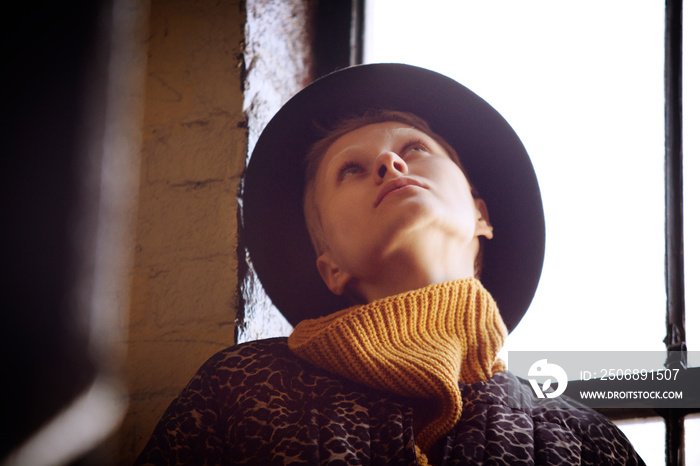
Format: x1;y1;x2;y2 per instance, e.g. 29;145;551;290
365;0;698;354
686;413;700;464
614;417;665;466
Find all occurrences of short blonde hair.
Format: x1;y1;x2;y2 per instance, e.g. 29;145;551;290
302;110;486;276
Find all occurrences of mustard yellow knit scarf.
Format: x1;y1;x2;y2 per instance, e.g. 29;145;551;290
288;278;507;462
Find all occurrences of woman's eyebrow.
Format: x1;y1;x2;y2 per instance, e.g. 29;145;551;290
325;144;364;164
388;126;420;136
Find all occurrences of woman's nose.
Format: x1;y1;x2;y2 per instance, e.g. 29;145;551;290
374;151;408;180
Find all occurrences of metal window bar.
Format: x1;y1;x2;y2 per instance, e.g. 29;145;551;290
664;1;686;465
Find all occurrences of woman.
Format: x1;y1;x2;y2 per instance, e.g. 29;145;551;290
136;64;642;465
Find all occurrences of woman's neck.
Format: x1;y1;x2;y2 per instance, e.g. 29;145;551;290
354;232;479;303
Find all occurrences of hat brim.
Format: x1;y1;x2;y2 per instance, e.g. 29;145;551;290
242;63;545;332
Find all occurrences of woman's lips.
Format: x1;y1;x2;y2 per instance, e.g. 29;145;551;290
374;177;423;207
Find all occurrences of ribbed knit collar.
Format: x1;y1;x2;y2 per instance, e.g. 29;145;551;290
288;278;507;458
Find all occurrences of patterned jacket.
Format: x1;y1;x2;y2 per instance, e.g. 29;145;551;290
135;337;643;465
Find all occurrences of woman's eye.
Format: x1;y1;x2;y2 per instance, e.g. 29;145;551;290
402;141;429;155
338;162;363;181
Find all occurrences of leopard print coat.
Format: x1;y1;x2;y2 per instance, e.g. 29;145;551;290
135;338;642;465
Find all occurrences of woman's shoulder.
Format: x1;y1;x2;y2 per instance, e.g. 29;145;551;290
193;337;302;381
204;336;295;365
457;371;642;464
191;337;359;395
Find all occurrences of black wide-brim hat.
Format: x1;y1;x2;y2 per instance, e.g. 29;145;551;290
242;63;545;332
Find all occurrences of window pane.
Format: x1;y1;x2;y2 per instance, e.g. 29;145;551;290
365;0;668;352
686;413;700;465
614;417;665;466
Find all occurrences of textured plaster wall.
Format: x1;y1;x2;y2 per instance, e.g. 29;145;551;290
236;0;314;343
118;0;248;461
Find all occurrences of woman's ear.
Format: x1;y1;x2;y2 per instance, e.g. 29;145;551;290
316;252;352;296
474;198;494;239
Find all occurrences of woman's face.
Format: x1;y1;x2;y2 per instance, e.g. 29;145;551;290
310;121;492;299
